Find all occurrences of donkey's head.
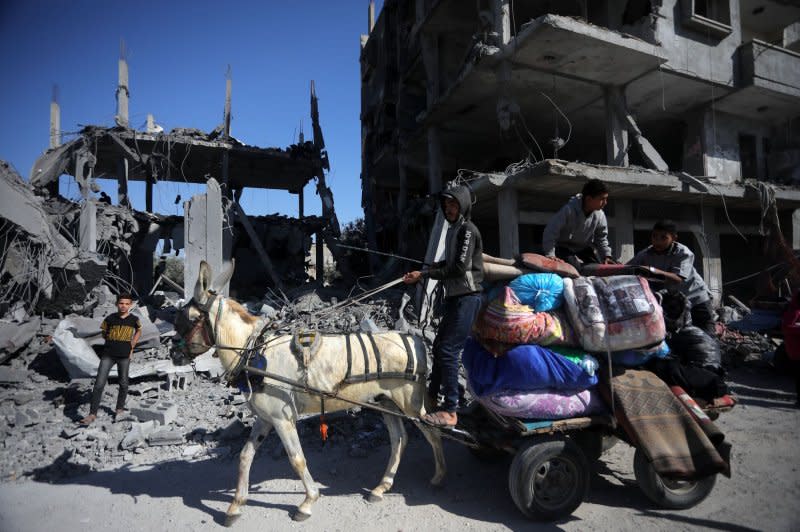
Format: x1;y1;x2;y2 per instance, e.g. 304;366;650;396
175;260;235;357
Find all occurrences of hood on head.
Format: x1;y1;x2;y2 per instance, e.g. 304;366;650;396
440;184;473;221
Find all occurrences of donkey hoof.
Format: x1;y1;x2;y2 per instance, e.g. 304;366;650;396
292;510;311;522
367;492;384;503
224;514;241;527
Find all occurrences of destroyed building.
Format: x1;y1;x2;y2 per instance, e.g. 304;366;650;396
360;0;800;304
2;54;346;316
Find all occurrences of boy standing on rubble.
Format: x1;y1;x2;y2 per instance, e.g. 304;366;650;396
80;293;141;425
403;185;483;427
542;178;615;268
627;220;716;335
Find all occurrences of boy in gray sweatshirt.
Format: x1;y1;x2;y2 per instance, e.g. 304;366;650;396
542;179;614;267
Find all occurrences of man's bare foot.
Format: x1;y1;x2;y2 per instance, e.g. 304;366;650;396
79;414;96;426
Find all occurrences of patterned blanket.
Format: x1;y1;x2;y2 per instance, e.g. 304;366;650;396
472;287;567;354
602;369;730;479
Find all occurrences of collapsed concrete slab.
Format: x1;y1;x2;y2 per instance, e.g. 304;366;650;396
0;317;41;361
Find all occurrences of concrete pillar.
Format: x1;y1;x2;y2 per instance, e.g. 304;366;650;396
117;158;130;208
498;187;519;258
604;86;628;167
49;87;60;149
696;206;723;307
184;178;225;298
368;0;375;33
415;0;426;23
397;156;409;255
421;33;439;106
116;57;129;128
793;209;800;250
224;66;232;138
614;198;635;262
131;222;160;296
79;201;97;252
492;0;512;45
298;188;304;220
427;126;442;194
75;153;95;251
398;155;408;220
316;232;324;283
145;173;153;212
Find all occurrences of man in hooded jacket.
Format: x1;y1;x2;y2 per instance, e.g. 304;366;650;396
403;185;483;427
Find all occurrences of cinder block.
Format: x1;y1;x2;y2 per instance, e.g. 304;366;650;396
130;400;178;426
164;372;193;392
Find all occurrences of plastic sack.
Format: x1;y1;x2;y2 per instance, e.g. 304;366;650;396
509;273;564;311
666;326;721;370
611;341;671;367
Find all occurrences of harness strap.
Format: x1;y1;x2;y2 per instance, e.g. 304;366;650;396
365;332;382;378
399;334;416;378
345;334;353;382
354;333;370;378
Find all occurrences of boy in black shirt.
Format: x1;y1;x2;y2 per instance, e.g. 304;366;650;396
403;185;483;427
80;293;141;425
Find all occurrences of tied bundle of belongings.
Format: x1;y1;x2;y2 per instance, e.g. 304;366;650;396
471;254;734;424
470;266;604;420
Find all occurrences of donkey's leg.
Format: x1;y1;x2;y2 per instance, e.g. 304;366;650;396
368;412;407;502
273;418;319;521
416;423;446;486
225;417;273;527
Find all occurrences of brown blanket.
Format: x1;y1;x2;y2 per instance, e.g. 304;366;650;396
603;369;730;479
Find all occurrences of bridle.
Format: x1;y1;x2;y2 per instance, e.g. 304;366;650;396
179;291;223;354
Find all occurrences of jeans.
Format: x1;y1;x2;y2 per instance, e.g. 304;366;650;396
429;292;482;412
691;299;716;336
89;356;130;415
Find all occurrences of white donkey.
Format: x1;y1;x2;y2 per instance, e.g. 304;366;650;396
176;261;446;524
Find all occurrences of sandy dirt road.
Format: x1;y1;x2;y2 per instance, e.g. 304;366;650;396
0;365;797;532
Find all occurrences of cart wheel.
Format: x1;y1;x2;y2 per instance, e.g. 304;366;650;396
633;448;716;509
508;437;590;520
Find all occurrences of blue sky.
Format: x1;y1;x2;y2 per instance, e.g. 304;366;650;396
0;0;383;225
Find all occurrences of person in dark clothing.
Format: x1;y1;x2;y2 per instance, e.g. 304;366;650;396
403;185;483;427
80;293;142;425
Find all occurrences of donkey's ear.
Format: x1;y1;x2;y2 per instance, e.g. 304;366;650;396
194;261;212;301
211;259;235;293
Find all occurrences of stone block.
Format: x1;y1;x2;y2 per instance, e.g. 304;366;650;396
148;428;184;446
121;421;157;450
130;400;178;425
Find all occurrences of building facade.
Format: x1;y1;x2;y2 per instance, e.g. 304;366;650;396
360;0;800;304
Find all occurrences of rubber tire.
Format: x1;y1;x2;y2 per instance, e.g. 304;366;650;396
633;448;716;509
508;437;590;520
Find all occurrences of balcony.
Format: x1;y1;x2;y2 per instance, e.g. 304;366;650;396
715;40;800;122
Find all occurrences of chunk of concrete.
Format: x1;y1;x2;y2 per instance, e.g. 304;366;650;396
148;428;184;446
0;317;41;356
130;400;178;426
120;420;157;450
0;367;27;384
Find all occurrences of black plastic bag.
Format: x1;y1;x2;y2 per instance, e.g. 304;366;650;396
667;325;722;370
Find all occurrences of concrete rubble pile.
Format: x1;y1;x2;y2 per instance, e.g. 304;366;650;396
0;271;426;482
0;160;146;319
